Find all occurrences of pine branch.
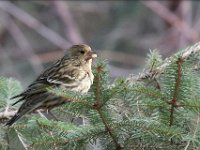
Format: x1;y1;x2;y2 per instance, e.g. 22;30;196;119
132;86;163;99
17;132;29;150
28;118;105;149
31;136;68;148
5;131;9;150
128;42;200;81
93;65;101;109
0;110;48;124
97;109;121;150
0;85;92;122
1;42;200;149
184;115;200;150
169;58;184;127
49;88;93;108
93;65;122;150
177;104;200;108
0;94;92;120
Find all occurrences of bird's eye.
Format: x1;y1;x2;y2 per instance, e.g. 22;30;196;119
80;50;85;54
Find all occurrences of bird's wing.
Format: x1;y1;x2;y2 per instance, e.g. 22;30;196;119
38;58;81;86
11;82;49;105
11;57;82;105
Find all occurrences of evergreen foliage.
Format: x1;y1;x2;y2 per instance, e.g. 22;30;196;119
1;43;200;149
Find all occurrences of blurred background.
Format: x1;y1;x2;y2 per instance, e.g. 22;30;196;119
0;0;199;87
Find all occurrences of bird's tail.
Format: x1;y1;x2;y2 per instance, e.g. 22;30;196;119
5;113;21;126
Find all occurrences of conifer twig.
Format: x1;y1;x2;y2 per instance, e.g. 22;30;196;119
0;110;47;123
93;65;122;150
94;66;101;108
31;139;68;148
5;130;10;150
168;58;184;145
17;132;28;150
184;115;200;150
61;97;92;108
0;94;92;121
97;109;121;150
169;58;184;127
128;42;200;81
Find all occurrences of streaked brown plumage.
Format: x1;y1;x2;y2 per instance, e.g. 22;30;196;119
6;44;97;126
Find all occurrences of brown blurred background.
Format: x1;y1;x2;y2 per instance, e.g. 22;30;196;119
0;0;199;87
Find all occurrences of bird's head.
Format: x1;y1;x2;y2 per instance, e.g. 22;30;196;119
68;44;97;62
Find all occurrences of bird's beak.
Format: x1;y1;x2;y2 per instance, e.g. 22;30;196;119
86;51;97;61
91;51;97;58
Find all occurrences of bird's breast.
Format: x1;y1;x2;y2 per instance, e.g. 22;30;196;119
77;73;92;93
61;70;94;93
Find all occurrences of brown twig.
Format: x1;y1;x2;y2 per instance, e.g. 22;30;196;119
53;1;84;43
178;1;192;48
3;13;43;75
193;4;200;32
142;1;199;42
0;1;71;50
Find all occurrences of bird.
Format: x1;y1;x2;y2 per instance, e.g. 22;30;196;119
6;44;97;126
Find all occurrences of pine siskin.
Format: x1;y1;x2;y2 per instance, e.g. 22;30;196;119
6;44;97;126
